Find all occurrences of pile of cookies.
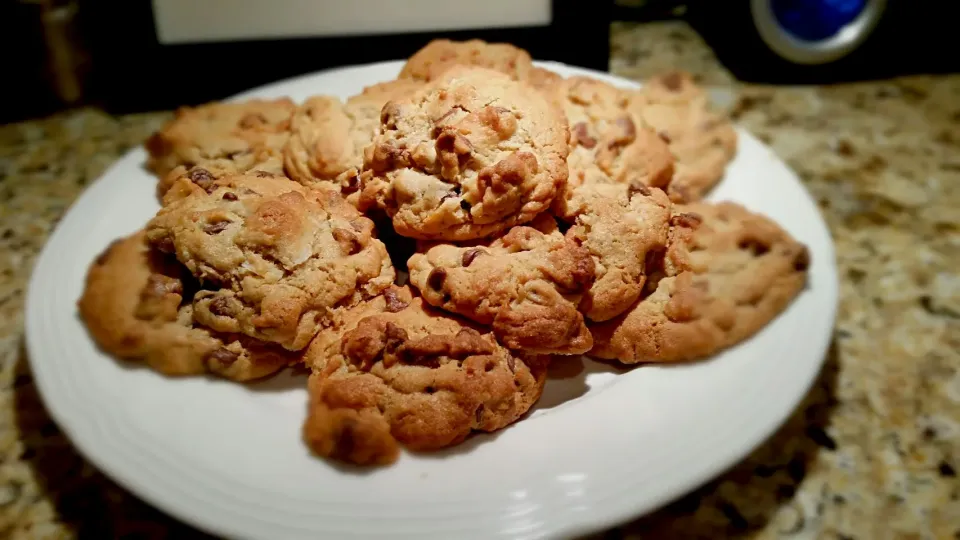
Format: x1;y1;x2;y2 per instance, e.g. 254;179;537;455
78;39;810;466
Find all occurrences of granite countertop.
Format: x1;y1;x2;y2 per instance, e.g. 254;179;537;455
1;21;958;539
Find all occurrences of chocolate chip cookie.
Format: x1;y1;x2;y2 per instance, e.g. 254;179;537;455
147;173;395;351
359;66;569;240
146;99;295;180
589;202;810;364
78;231;294;381
302;286;548;465
564;184;673;322
283;80;422;199
399;39;534;82
407;214;595;354
528;66;564;92
628;71;737;203
554;76;675;207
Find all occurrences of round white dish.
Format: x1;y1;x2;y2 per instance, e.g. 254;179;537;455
26;61;838;540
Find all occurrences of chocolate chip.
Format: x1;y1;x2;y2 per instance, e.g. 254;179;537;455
380;102;402;128
384;322;407;354
341;174;360;194
153;236;176;254
208;296;233;316
794;246;811;272
628;183;652;197
426;268;447;292
670;212;702;230
238;113;268;129
940;461;957;477
717;501;748;531
144;273;183;298
383;288;409;313
805;425;837;450
187;168;216;192
204;219;231;235
461;248;484;267
572;122;597;149
738;238;770;256
209;347;239;366
662;72;684;91
222;192;238;201
459;199;471;212
836;139;855;156
658;130;672;144
332;228;362;255
786;457;806;482
425;386;436;394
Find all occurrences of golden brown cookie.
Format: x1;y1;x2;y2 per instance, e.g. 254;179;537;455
302;286;548;466
146;99;295;180
628;71;737;203
399;39;534;82
282;80;422;199
549;76;675;219
158;164;288;206
528;66;564;91
359;66;569;240
589;202;810;364
407;215;595;355
78;231;294;381
147;173;395;351
564;184;673;322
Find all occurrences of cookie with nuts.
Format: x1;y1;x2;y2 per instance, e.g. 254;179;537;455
407;214;595;354
78;231;294;381
399;39;534;82
359;66;569;241
282;80;422;201
628;71;737;203
589;202;810;364
146;99;295;181
302;285;548;465
146;173;395;351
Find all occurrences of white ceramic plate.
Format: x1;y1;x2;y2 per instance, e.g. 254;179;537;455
26;61;838;540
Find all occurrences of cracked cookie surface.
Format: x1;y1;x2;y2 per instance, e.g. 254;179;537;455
302;286;547;465
407;215;594;354
589;202;810;364
628;71;737;203
146;99;295;181
282;80;422;200
146;173;395;351
78;231;294;381
359;66;569;240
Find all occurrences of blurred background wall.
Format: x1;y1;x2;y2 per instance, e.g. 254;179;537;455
3;0;958;123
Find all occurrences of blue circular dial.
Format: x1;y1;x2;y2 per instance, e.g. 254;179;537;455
770;0;868;41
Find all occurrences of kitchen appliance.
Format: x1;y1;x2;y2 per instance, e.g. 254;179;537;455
78;0;610;113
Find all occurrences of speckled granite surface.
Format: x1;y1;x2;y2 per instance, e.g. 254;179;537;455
1;21;958;539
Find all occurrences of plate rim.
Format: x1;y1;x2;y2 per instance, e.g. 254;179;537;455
25;59;839;540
